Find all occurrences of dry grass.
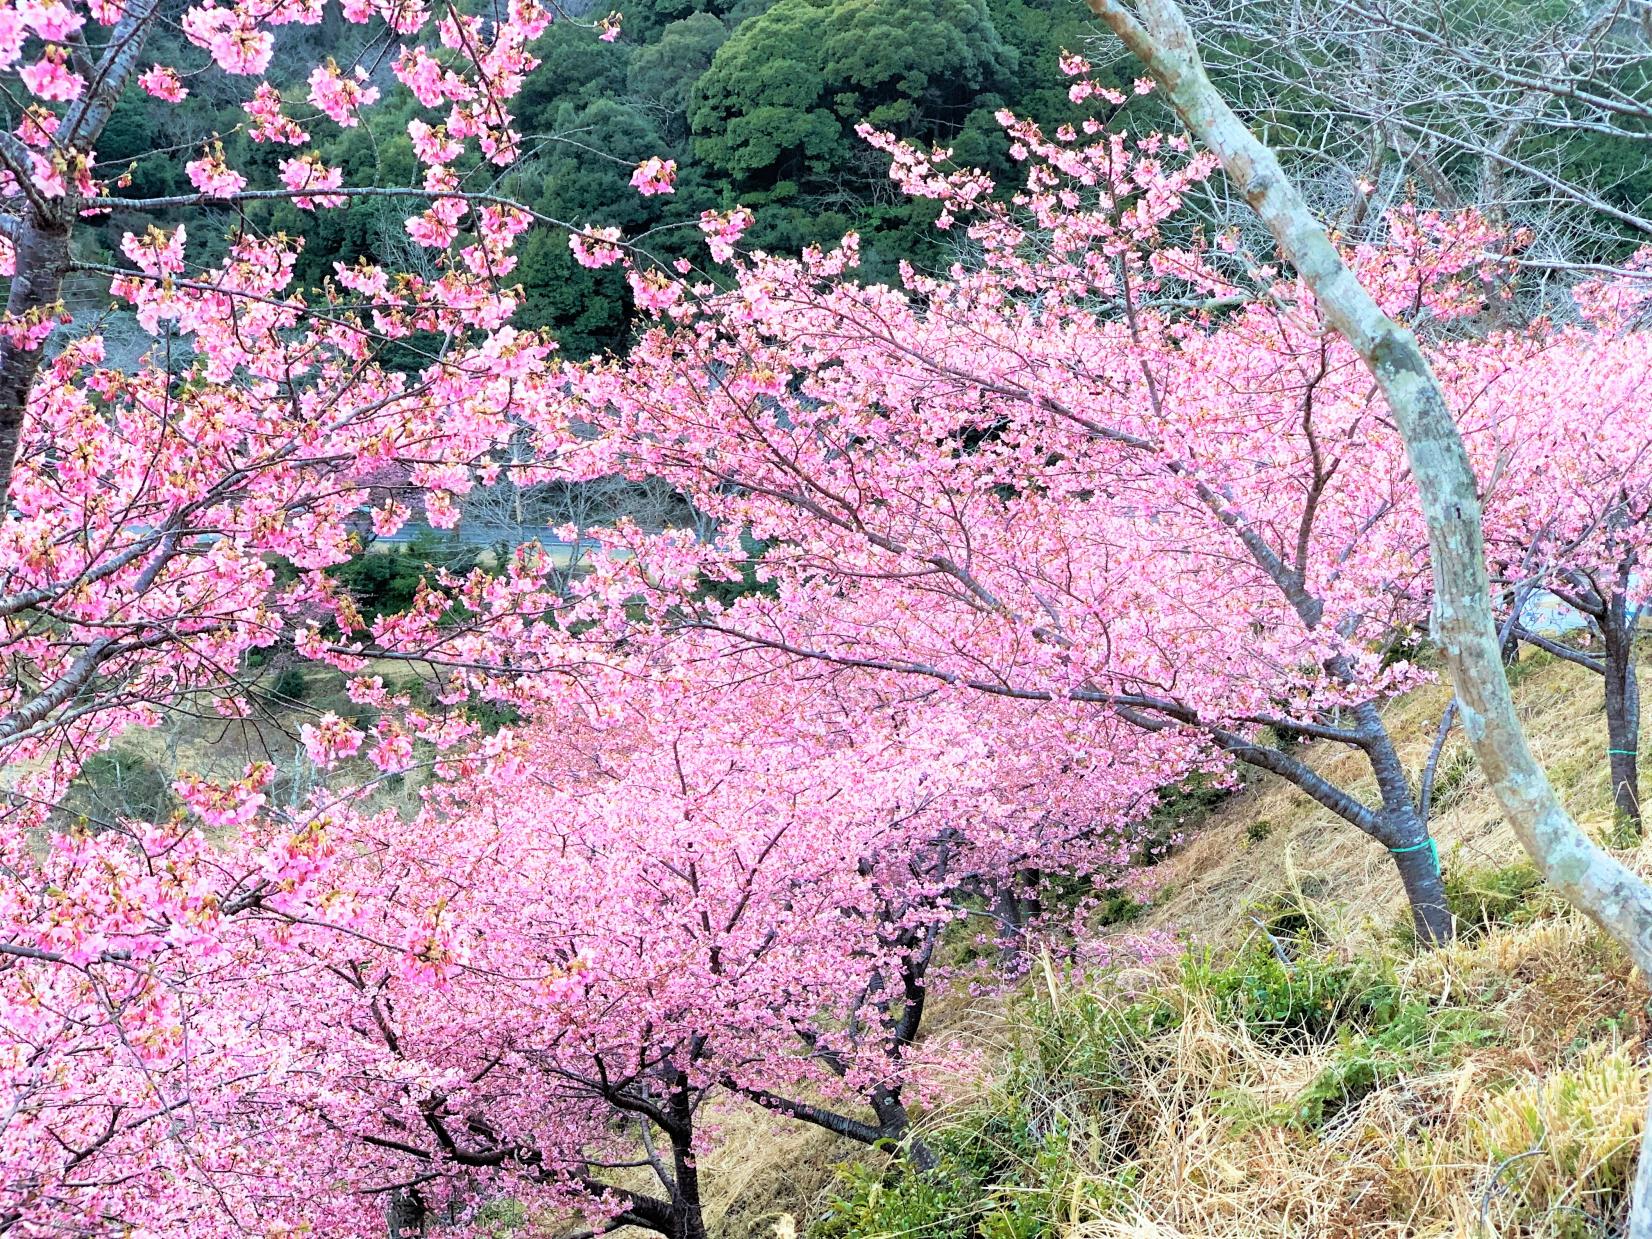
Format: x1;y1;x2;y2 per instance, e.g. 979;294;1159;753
976;654;1652;1239
1042;924;1645;1239
1141;653;1640;951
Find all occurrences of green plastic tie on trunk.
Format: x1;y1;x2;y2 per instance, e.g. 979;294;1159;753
1389;836;1440;872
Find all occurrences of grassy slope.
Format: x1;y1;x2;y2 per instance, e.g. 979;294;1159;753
688;651;1652;1239
1139;651;1624;948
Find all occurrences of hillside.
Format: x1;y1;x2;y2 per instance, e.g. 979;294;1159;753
682;651;1652;1239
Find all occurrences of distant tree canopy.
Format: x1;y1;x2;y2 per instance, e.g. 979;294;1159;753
689;0;1014;181
70;0;1103;355
74;0;1642;358
684;0;1026;267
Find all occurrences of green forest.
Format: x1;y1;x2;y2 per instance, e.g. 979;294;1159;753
98;0;1119;354
97;0;1652;362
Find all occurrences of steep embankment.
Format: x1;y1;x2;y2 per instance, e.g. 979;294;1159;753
692;652;1652;1239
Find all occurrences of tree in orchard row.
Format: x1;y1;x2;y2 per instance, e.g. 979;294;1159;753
547;92;1572;944
0;0;595;1214
2;656;1191;1236
0;3;740;1229
1072;0;1652;1225
1474;272;1652;833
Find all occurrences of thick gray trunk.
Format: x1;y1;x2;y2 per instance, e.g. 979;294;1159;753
385;1189;425;1239
1385;812;1453;943
1358;702;1454;943
0;0;160;505
869;1085;938;1171
1605;601;1642;832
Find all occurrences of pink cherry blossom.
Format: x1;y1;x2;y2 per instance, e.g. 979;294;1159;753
137;63;187;100
18;46;83;101
185;143;247;197
698;207;753;262
630;155;676;195
19;0;84;40
244;82;307;143
180;4;274;75
307;60;380;127
300;712;365;767
407;117;462;165
570;224;623;268
278;153;346;208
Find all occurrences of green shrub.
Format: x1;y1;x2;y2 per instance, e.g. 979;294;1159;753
1444;861;1546;937
1020;985;1181;1099
1428;745;1479;810
1245;880;1332;942
814;1109;1065;1239
329;531;482;625
1287;1002;1499;1128
1090;889;1145;927
463;698;523;735
1602;810;1643;850
1503;648;1556;687
817;964;1194;1239
1180;942;1399;1045
60;749;179;828
1245;818;1274;843
266;665;311;706
472;1198;528;1237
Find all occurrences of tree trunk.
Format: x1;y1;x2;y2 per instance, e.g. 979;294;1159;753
1605;596;1642;834
0;215;71;501
1386;812;1453;943
990;881;1031;961
385;1188;426;1239
870;1085;938;1172
667;1138;708;1239
1079;0;1652;1229
1360;702;1454;943
666;1088;709;1239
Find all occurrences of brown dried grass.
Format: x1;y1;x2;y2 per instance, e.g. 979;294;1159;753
1053;926;1646;1239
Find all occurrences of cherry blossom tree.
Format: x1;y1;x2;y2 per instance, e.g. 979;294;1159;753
2;655;1187;1237
1475;276;1652;831
536;95;1563;944
1072;0;1652;1225
0;4;684;1229
0;0;668;814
